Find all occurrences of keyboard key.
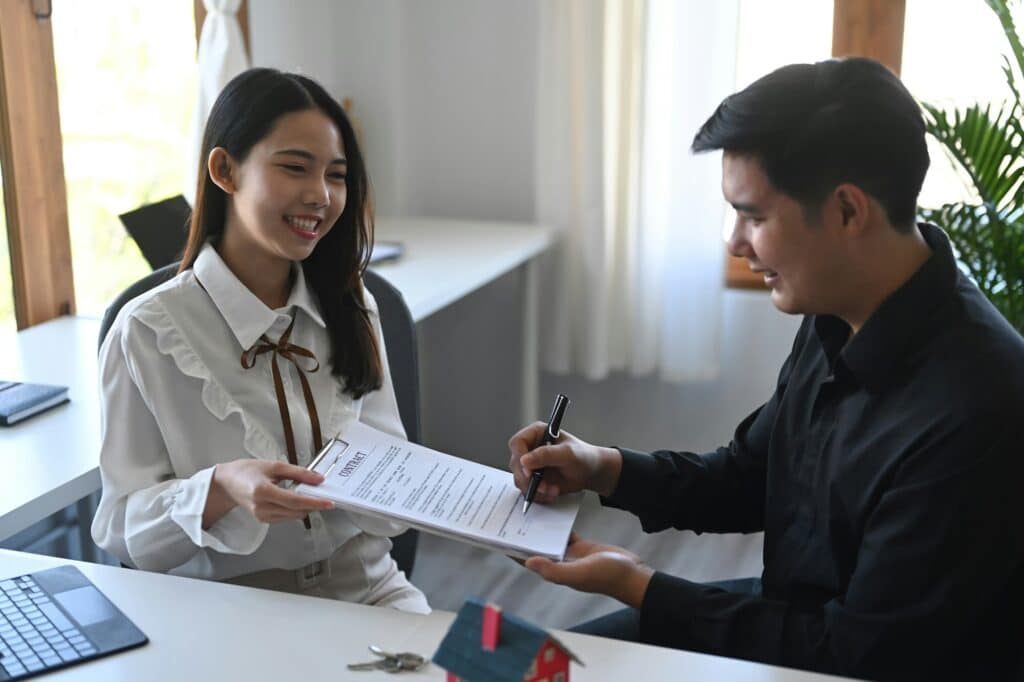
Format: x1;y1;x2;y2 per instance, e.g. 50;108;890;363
67;634;87;645
19;653;41;666
38;603;74;632
42;654;61;666
0;580;17;591
58;648;80;662
3;662;26;676
25;659;45;672
76;645;97;656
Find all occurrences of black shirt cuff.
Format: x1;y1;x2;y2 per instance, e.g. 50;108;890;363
638;571;705;647
601;447;661;512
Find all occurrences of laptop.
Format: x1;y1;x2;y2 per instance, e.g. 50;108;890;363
0;565;148;679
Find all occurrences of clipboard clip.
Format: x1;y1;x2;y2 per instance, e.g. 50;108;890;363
306;435;351;479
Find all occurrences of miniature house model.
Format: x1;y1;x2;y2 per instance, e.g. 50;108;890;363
433;599;583;682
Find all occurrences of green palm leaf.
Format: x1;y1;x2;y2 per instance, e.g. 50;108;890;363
919;0;1024;333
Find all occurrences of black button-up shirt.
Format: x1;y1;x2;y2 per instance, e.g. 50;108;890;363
604;224;1024;680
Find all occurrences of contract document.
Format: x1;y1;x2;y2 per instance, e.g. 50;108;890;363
294;422;581;560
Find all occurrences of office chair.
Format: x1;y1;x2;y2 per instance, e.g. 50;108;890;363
97;262;421;578
117;195;191;270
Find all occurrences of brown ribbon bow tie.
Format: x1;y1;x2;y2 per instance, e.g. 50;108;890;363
241;317;323;529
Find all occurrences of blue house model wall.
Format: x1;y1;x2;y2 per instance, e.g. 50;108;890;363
432;598;581;682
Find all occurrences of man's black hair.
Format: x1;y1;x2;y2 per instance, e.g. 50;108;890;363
692;57;929;232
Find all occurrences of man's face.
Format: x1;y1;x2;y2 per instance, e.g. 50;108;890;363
722;152;842;316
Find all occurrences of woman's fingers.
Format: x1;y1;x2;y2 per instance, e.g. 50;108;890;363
256;482;333;511
271;462;325;486
254;505;312;523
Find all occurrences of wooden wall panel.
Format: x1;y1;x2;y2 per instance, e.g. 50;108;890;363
832;0;906;74
0;0;75;328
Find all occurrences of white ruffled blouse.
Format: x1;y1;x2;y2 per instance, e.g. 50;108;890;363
91;243;408;580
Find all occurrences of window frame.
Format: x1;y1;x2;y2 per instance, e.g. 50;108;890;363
0;0;75;329
1;1;899;322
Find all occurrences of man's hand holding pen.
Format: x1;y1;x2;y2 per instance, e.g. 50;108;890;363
508;417;653;609
508;422;624;502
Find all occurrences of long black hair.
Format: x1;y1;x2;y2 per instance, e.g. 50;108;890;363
180;67;382;398
692;57;929;232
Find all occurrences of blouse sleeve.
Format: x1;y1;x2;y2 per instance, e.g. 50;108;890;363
91;313;269;572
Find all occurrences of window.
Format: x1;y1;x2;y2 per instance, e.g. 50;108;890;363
543;646;555;663
51;1;197;317
901;0;1011;209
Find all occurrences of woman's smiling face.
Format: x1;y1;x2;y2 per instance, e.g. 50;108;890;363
217;107;348;266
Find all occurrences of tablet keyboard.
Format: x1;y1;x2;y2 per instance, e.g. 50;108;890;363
0;574;97;679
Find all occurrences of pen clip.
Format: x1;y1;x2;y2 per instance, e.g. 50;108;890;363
545;394;570;442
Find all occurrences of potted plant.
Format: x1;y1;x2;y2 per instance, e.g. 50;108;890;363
918;0;1024;333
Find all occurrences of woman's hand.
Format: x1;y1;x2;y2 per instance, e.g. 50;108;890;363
203;459;335;528
508;422;623;502
524;533;654;608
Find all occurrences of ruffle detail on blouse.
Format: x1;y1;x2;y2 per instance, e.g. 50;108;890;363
126;273;366;466
131;296;285;463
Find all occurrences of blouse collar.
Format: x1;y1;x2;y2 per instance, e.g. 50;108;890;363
193;243;326;350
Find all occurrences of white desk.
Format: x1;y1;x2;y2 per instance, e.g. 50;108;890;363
0;218;551;543
0;317;102;543
373;217;551;425
0;549;845;681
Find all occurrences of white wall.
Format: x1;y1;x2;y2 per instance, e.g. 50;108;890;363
248;0;801;459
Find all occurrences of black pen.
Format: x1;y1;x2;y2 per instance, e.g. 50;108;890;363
522;393;570;515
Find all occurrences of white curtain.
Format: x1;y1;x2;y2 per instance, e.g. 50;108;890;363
536;0;739;382
185;0;250;204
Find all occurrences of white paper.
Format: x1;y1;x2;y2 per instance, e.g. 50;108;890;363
294;422;581;560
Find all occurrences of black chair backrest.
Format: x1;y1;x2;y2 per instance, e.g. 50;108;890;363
99;262;180;351
362;269;421;444
98;262;421;577
117;195;190;270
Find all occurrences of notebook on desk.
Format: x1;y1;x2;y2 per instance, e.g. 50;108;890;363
0;565;148;680
0;382;69;426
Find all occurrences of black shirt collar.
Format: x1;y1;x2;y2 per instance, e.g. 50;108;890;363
813;223;959;391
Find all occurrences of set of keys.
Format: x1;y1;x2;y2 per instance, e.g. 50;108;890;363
347;645;428;673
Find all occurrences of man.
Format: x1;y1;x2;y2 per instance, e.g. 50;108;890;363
509;57;1024;680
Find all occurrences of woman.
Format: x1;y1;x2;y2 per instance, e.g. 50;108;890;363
92;68;429;613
